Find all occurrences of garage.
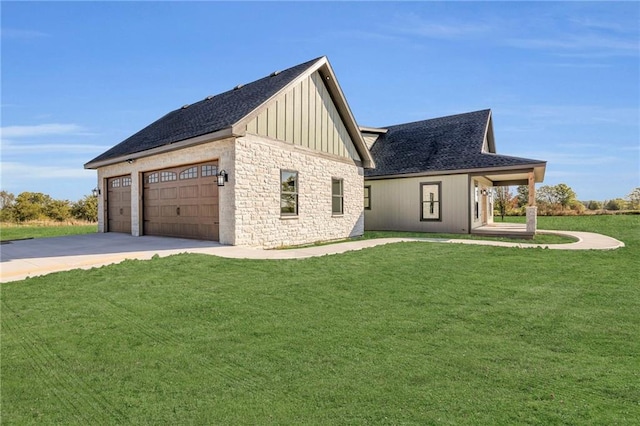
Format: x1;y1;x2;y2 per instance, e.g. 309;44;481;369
107;175;132;233
143;161;219;240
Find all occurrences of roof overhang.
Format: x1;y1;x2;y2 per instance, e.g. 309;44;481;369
366;163;547;183
231;56;375;169
84;127;235;169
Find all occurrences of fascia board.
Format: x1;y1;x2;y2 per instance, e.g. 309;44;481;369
84;127;235;169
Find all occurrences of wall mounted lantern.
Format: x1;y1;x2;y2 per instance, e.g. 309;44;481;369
217;170;228;187
126;159;135;164
480;189;488;196
92;187;101;197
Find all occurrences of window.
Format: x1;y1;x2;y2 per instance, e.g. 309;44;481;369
180;167;198;180
111;178;120;188
474;183;479;220
146;173;158;184
420;182;441;221
364;185;371;210
122;177;132;187
201;164;217;177
161;171;177;182
280;170;298;216
332;178;343;215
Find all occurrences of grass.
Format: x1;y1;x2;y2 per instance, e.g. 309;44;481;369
1;215;638;424
0;221;97;241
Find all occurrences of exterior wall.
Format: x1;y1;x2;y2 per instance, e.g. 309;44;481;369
234;134;364;248
245;71;361;162
95;138;236;243
364;174;470;233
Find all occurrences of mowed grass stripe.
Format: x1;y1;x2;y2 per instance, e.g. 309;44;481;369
2;303;126;423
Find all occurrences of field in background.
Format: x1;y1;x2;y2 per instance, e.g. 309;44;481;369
1;215;638;423
0;221;97;241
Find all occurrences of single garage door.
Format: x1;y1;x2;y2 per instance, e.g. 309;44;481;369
143;161;219;240
107;175;132;233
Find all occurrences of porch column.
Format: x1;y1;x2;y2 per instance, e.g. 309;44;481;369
526;171;537;234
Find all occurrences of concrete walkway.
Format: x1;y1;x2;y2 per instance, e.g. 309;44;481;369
0;230;625;283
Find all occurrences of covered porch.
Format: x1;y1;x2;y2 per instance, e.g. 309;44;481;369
470;165;545;239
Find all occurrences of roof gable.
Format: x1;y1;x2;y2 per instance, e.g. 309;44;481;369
244;70;362;162
366;109;546;178
86;57;374;169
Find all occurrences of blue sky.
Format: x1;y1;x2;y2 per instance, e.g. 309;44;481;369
2;1;638;202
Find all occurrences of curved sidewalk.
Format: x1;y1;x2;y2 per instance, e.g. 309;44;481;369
0;230;625;283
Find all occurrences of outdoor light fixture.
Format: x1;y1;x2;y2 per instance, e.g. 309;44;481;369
92;187;101;197
481;189;488;196
126;159;135;164
217;170;228;187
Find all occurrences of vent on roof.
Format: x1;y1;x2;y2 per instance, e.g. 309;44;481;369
234;84;244;90
181;104;190;109
205;95;214;100
270;70;281;77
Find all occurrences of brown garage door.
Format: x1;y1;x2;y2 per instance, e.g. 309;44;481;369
143;162;219;240
107;175;132;233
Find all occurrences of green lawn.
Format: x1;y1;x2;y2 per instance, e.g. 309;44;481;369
2;215;638;424
0;223;97;241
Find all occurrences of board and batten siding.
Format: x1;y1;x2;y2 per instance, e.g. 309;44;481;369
364;174;470;233
245;71;361;162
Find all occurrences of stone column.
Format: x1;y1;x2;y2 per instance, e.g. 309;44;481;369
526;206;537;233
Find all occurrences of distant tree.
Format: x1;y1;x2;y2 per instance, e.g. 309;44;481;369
494;186;513;221
627;187;640;210
72;194;98;222
585;200;602;210
13;192;52;221
554;183;577;210
0;191;16;221
516;185;529;207
604;198;626;211
536;185;556;205
45;199;72;222
0;190;15;209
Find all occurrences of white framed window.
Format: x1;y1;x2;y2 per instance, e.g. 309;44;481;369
364;185;371;210
281;170;298;216
332;178;343;215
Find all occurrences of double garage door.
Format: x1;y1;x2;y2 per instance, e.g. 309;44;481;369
143;161;220;241
106;161;220;241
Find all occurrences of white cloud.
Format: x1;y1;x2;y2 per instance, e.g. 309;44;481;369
388;13;490;39
1;162;93;180
1;123;87;139
1;140;108;154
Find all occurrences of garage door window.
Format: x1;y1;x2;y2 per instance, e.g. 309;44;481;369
122;177;131;187
111;179;120;188
202;165;218;177
180;167;197;180
146;173;158;184
161;171;177;182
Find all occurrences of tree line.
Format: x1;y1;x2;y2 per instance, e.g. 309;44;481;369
494;184;640;218
0;191;98;223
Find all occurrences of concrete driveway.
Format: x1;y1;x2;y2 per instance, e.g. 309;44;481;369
0;231;624;283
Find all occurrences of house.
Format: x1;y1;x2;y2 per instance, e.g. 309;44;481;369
86;56;546;247
85;56;374;248
362;110;546;236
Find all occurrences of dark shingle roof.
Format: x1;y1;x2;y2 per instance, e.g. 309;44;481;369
365;109;545;177
86;57;323;165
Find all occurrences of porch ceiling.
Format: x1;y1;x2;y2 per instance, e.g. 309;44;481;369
481;164;546;186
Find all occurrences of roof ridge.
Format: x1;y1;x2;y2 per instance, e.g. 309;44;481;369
382;108;491;129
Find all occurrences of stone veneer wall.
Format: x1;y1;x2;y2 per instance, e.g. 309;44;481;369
94;138;236;243
234;134;365;248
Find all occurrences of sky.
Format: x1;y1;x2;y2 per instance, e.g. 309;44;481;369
2;1;638;202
